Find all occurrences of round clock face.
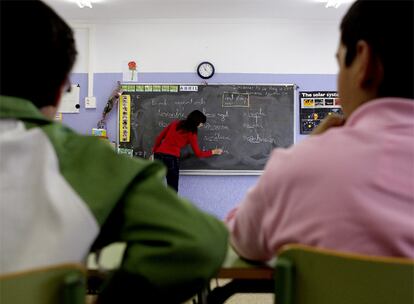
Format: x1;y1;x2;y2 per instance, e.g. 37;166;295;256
197;62;215;79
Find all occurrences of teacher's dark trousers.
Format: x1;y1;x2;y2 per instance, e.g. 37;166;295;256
154;153;180;192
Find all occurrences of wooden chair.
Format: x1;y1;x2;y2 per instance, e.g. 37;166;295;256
0;263;86;304
275;244;414;304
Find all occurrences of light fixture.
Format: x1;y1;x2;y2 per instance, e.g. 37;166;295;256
323;0;354;8
325;0;341;8
77;0;92;8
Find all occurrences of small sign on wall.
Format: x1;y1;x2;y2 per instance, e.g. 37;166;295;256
299;91;342;134
54;112;62;121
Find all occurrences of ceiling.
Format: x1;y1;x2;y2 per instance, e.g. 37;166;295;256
43;0;354;22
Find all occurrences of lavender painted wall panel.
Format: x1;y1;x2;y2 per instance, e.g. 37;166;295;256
64;73;121;141
63;72;336;219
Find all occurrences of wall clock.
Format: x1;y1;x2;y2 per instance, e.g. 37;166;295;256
197;61;215;79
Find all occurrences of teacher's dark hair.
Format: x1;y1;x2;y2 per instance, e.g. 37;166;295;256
340;0;413;99
0;0;77;108
177;110;207;134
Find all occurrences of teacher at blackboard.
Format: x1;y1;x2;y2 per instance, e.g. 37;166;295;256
153;110;223;192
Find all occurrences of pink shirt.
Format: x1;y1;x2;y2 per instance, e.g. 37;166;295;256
226;98;414;260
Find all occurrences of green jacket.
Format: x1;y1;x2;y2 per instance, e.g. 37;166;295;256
0;95;228;303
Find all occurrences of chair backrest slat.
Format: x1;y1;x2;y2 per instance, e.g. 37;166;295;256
0;263;86;304
275;244;414;304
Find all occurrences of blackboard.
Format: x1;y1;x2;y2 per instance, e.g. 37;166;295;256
118;83;294;173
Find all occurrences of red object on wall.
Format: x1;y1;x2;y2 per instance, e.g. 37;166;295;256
128;61;137;70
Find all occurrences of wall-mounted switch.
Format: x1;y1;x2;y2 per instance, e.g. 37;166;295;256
85;96;96;108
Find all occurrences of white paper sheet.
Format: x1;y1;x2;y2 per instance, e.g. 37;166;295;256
58;85;80;113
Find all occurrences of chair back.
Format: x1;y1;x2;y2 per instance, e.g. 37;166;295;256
274;244;414;304
0;263;86;304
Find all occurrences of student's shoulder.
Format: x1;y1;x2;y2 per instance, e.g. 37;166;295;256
41;122;111;153
38;123;169;225
266;129;348;176
42;122;165;177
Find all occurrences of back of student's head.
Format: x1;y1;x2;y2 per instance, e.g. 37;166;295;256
0;0;77;108
177;110;207;134
340;0;414;99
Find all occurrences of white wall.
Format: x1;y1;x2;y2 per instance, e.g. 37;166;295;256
72;27;89;73
71;19;340;75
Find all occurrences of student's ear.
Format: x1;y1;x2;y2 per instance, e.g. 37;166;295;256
355;40;384;92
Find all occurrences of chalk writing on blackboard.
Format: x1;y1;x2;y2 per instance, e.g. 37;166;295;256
222;92;250;107
119;83;294;172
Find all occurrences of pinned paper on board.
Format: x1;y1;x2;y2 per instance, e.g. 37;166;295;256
299;91;343;134
123;60;138;82
54;113;62;121
119;94;131;142
118;147;133;157
58;84;80;113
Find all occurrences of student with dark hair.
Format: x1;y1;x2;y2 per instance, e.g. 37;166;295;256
153;110;223;192
0;1;228;303
226;0;414;261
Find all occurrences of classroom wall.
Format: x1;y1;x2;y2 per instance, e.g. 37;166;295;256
64;19;340;219
72;19;340;74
